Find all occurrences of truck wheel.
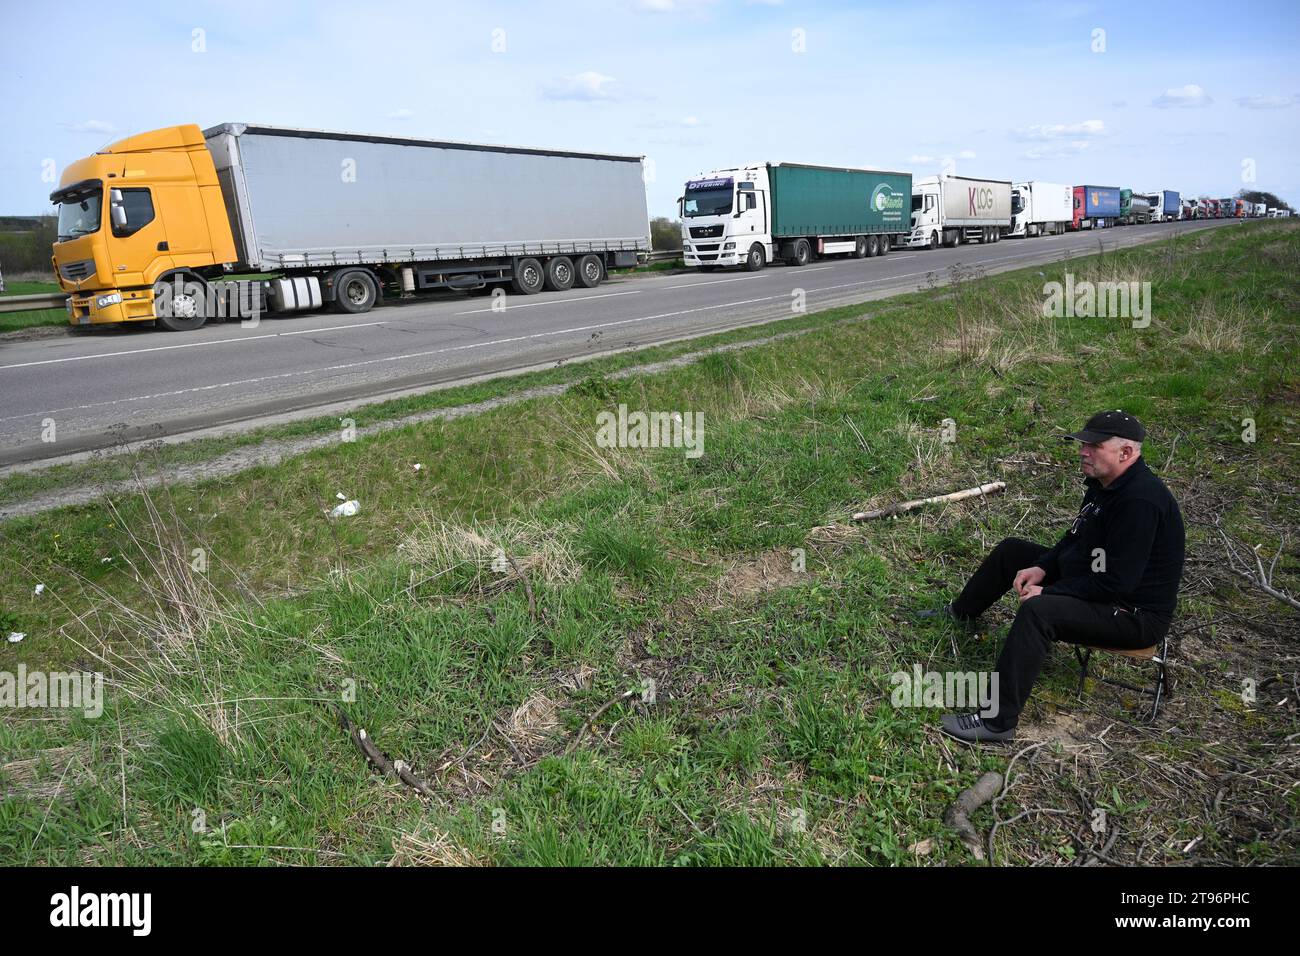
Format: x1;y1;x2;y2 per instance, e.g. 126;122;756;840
930;231;940;250
879;234;891;254
575;254;604;287
543;256;575;292
866;235;880;257
791;239;811;266
154;274;208;332
745;244;765;272
511;257;545;295
331;270;378;314
853;237;868;258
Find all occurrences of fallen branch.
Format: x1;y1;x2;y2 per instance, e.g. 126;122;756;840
853;481;1006;522
1217;525;1300;612
334;704;440;802
564;689;637;756
944;770;1002;860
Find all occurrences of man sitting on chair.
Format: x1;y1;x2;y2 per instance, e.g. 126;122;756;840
921;410;1185;743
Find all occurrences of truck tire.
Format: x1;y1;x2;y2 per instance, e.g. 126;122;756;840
930;231;940;250
575;254;604;287
790;239;811;267
745;243;765;272
154;274;208;332
866;235;880;257
543;256;575;292
853;237;868;258
331;270;378;314
511;257;545;295
879;234;891;254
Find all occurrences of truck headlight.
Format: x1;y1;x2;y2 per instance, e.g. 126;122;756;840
722;242;735;251
96;293;123;309
682;243;692;251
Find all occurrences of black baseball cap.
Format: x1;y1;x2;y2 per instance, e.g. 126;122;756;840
1062;410;1146;443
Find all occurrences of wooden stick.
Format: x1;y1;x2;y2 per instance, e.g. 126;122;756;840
853;481;1006;522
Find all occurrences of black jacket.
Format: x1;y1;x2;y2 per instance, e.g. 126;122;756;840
1037;457;1185;620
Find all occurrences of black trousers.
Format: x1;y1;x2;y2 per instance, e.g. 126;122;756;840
951;537;1165;729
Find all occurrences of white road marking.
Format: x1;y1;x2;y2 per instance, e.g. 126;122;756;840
455;289;639;315
0;319;388;371
663;274;771;289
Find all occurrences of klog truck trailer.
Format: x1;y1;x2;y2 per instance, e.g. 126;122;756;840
679;163;911;271
904;175;1012;248
50;123;650;331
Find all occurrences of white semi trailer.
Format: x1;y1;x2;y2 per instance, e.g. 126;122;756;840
904;175;1012;249
1008;181;1073;237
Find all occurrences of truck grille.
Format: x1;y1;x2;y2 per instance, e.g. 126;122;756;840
694;243;720;253
59;258;95;282
689;225;724;239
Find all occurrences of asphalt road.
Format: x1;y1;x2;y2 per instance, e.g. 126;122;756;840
0;218;1237;467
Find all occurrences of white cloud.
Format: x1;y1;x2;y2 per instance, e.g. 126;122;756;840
1015;119;1105;141
631;0;719;11
387;108;414;120
1236;94;1296;110
1024;140;1093;160
70;119;117;134
543;71;621;102
1152;84;1212;108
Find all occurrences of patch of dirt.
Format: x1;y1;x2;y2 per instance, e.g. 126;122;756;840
715;548;810;600
387;827;484;866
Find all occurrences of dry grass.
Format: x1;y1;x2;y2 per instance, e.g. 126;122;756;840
1181;299;1251;352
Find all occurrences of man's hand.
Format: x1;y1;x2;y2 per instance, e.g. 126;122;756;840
1018;584;1044;602
1013;566;1047;598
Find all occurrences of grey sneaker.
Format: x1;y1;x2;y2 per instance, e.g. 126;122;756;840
940;712;1016;744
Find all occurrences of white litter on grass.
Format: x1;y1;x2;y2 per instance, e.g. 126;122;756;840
7;632;25;644
413;463;423;471
330;499;360;518
100;557;112;564
33;584;45;596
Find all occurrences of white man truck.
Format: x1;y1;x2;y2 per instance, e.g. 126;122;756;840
904;175;1012;249
679;163;911;272
1008;181;1073;237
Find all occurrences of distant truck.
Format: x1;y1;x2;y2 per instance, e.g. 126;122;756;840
49;123;650;330
1179;198;1197;220
905;175;1012;248
1144;190;1180;222
1071;185;1121;229
1008;181;1072;237
679;163;911;271
1253;202;1268;217
1119;189;1152;225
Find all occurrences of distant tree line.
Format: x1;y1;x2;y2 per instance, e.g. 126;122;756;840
1236;190;1293;212
0;214;58;277
650;216;682;251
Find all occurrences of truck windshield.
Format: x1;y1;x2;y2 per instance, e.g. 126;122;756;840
683;187;733;217
1012;192;1025;215
56;190;103;241
911;195;922;212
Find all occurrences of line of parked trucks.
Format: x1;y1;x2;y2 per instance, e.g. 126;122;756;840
45;121;1291;331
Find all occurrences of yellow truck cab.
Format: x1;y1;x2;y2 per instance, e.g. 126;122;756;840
50;124;236;328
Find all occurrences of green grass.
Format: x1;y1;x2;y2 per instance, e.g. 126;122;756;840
0;280;64;334
1;221;1296;866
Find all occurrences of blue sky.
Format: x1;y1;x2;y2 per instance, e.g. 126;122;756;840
1;0;1297;217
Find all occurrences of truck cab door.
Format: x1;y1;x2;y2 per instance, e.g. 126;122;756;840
105;186;169;288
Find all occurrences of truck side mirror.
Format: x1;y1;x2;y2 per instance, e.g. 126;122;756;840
109;188;127;229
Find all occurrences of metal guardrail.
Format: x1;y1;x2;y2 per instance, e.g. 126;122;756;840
0;292;67;314
641;250;684;263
